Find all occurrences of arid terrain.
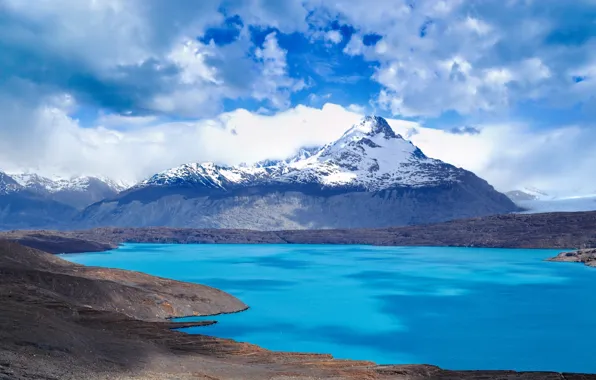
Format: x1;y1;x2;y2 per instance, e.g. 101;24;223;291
2;210;596;254
1;240;595;380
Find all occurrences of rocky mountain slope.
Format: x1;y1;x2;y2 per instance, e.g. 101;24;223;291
0;172;126;229
79;116;517;229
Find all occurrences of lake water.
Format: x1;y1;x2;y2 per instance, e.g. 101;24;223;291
64;244;596;373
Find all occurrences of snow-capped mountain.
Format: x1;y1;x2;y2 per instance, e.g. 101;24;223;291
0;171;131;230
140;117;461;192
506;187;553;203
79;116;517;230
10;173;128;194
0;171;77;230
506;186;596;214
0;172;21;195
7;173;128;210
515;194;596;214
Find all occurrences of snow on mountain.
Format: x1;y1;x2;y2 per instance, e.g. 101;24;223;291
520;187;552;200
141;116;460;192
0;172;22;195
505;183;596;213
505;187;553;203
142;162;274;190
278;116;458;190
10;173;128;193
0;171;78;230
2;172;130;210
283;146;321;165
513;193;596;214
79;116;517;230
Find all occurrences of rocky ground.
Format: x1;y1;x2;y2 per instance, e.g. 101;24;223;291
547;248;596;267
2;210;596;254
1;240;595;379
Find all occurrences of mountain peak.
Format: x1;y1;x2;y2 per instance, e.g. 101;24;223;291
347;116;398;139
140;116;458;192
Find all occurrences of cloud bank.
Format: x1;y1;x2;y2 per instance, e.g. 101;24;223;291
1;0;596;195
1;101;595;195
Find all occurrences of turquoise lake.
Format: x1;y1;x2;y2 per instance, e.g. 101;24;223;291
64;244;596;373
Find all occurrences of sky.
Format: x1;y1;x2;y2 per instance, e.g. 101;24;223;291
1;0;596;194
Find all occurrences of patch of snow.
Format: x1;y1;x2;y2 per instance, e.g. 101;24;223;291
7;172;128;193
521;186;553;200
0;172;22;195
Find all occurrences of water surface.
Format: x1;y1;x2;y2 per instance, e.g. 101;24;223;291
65;244;596;373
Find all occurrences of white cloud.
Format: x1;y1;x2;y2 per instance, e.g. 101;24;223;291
347;104;366;114
168;40;221;85
343;33;365;56
4;0;595;120
1;0;152;68
0;0;310;119
304;0;595;117
0;103;360;184
325;30;343;44
252;32;302;109
95;114;158;129
2;102;596;196
2;0;596;198
310;29;344;46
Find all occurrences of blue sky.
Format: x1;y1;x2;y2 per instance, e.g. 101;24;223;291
1;0;596;193
2;0;595;126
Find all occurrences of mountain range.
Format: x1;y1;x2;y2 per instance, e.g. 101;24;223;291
0;173;125;229
1;116;520;230
77;116;517;229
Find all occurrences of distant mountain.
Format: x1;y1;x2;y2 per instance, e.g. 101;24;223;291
0;172;127;230
0;172;76;230
79;116;517;230
505;186;596;214
9;173;127;209
0;172;21;195
506;187;551;203
506;190;539;202
514;194;596;214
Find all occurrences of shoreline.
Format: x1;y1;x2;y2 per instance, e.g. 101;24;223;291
1;240;595;379
166;304;251;323
5;228;585;269
547;248;596;268
2;210;596;256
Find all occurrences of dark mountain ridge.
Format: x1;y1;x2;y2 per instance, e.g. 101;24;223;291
5;210;596;253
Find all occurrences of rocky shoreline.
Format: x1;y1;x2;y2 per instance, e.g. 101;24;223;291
547;248;596;268
2;210;596;255
1;240;595;379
